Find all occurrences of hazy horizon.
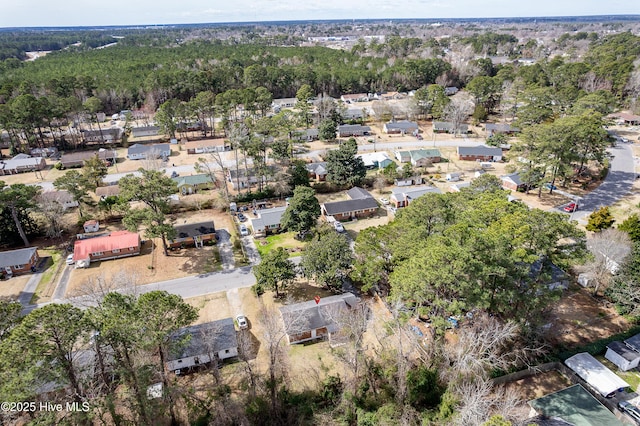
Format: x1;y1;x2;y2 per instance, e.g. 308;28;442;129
0;0;638;29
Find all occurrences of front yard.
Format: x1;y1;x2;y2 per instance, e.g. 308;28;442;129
255;232;305;258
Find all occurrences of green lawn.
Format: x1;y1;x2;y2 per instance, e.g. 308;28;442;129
255;232;305;258
597;355;640;392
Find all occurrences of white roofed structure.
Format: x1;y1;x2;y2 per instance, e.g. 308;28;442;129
564;352;629;397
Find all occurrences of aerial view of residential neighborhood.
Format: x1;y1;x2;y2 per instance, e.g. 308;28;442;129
2;2;640;424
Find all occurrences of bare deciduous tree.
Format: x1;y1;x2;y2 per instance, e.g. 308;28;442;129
584;228;632;294
443;97;473;137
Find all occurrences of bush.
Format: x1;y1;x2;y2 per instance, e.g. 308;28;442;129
235;188;275;203
54;162;63;170
252;283;265;296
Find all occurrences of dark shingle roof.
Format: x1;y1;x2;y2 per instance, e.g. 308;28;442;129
167;318;237;362
458;145;503;157
607;341;640;362
279;293;358;332
0;247;37;269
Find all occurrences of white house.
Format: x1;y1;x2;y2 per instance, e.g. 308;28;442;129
357;152;394;169
83;220;100;233
605;341;640;372
166;318;238;374
564;352;630;397
127;143;171;160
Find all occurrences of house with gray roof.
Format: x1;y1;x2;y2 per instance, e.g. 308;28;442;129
390;186;441;209
0;154;46;176
383;120;419;134
457;145;503;162
279;293;359;345
0;247;39;276
394;149;442;167
605;341;640;372
250;206;288;237
321;187;378;221
501;172;527;191
59;150;117;168
131;126;160;139
81;128;122;144
485;123;519;136
166;318;238;374
337;124;371;138
433;121;469;134
305;162;328;181
127;143;171;160
39;190;79;210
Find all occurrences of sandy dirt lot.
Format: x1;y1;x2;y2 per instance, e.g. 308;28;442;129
543;285;630;348
503;370;572;401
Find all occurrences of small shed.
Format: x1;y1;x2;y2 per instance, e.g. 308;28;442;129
83;220;100;233
605;341;640;372
446;172;462;182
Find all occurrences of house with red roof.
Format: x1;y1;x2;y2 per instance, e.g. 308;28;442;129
73;231;141;268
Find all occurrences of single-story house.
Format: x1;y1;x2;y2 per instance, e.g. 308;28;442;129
528;384;625;426
343;108;365;120
305;162;328;181
383;121;419;135
291;128;320;142
321;187;378;221
433;121;469;134
357;152;394;169
250;206;287;237
73;230;141;268
406;149;442;166
127;143;171;160
173;174;215;195
337;124;371;138
605;341;640;372
59;150;117;168
529;258;570;291
0;247;39;276
279;293;359;345
564;352;629;398
168;221;216;248
609;112;640;126
501;173;528;191
624;332;640;353
390;186;441;209
166;318;238;374
446;172;462;182
83;220;100;233
177;122;207;133
130;126;160;139
184;138;227;154
81;128;122;144
39;190;79;210
0;154;46;176
95;185;120;199
272;98;298;111
457;145;503;162
485;123;519;136
29;147;58;158
340;93;370;103
474;169;486;178
394;177;423;187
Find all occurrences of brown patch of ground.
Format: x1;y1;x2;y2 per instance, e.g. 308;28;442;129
504;370;572;401
544;285;630;348
0;274;31;300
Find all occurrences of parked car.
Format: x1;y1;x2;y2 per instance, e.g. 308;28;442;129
563;202;578;212
236;315;249;330
65;254;75;265
544;183;557;190
379;197;390;205
170;171;179;178
618;401;640;425
334;221;345;233
239;224;249;236
237;213;247;222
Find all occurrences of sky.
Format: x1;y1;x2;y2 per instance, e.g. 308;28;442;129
0;0;638;28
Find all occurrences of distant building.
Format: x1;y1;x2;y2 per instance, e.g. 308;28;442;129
59;150;117;168
0;247;39;276
337;125;371;138
383;121;419;135
357;152;394;169
130;126;160;138
433;121;469;134
390;186;441;209
81;128;122;144
127;143;171;160
457;145;503;162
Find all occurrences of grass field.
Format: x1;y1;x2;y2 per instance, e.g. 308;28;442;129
255;232;306;258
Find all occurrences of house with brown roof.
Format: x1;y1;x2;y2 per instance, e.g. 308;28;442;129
337;125;371;138
0;247;39;277
39;190;79;210
59;150;117;168
81;128;122;144
73;231;141;268
321;187;378;221
95;185;120;199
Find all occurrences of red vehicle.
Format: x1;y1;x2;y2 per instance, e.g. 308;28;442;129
563;203;578;212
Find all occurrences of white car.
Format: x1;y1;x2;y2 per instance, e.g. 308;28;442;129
239;224;249;236
236;315;248;329
333;221;345;233
379;197;390;205
65;254;75;265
